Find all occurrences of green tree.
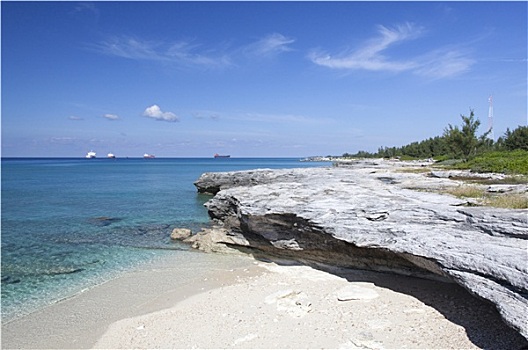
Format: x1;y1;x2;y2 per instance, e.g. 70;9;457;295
498;126;528;151
443;110;490;159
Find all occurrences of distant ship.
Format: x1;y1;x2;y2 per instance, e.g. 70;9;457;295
214;153;230;158
107;153;116;159
143;153;156;159
85;151;96;159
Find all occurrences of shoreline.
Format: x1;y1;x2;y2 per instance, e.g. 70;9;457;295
1;250;262;349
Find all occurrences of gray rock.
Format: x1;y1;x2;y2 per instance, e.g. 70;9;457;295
429;170;506;180
487;184;528;194
194;162;528;340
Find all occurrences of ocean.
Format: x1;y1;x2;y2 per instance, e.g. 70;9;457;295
1;157;330;322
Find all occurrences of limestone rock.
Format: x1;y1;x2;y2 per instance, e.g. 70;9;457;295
183;227;249;255
487;184;528;194
170;228;192;240
194;161;528;339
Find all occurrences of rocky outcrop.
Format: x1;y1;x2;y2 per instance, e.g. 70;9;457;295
194;161;528;339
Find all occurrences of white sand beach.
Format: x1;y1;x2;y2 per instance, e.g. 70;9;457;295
1;251;261;349
3;251;525;349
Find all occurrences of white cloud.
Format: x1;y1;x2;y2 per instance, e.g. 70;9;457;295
216;111;334;126
68;116;84;121
414;49;475;79
166;41;231;68
93;36;163;61
103;113;120;120
245;33;295;57
91;36;231;69
192;111;220;120
309;23;422;72
309;22;474;78
50;137;76;144
90;33;295;69
72;2;99;16
143;105;179;122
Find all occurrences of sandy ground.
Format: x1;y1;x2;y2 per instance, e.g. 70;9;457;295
93;259;527;349
1;251;261;349
3;253;526;349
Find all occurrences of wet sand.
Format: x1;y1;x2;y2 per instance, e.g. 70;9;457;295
3;251;526;349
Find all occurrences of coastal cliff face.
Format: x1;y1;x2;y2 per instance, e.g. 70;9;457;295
193;161;528;339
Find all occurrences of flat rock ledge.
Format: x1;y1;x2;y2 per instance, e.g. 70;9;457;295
193;161;528;340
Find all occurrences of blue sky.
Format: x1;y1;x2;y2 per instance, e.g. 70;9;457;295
2;1;527;157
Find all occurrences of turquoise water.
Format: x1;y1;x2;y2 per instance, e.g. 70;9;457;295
1;158;330;322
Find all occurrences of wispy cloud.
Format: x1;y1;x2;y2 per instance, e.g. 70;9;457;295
192;111;221;120
50;136;76;144
190;109;331;125
239;112;324;124
72;2;99;16
309;22;474;79
95;36;162;61
68;116;84;121
244;33;295;57
91;36;231;69
166;41;232;68
309;23;422;72
103;113;120;120
213;111;333;125
90;32;295;68
414;49;475;79
143;105;179;122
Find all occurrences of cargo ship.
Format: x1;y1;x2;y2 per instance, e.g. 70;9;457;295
214;153;230;158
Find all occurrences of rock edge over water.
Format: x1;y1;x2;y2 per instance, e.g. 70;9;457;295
194;160;528;340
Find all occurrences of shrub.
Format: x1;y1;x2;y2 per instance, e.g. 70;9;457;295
455;150;528;175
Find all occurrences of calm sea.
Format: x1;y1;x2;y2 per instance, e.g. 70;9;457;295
1;157;330;322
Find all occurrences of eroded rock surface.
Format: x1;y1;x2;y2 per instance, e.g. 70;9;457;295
194;161;528;339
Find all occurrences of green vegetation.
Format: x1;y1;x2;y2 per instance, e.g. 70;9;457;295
496;126;528;151
455;150;528;175
443;110;491;159
343;110;528;175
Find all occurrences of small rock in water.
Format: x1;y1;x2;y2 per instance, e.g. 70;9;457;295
89;216;122;227
47;267;85;276
170;228;192;240
1;275;21;284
